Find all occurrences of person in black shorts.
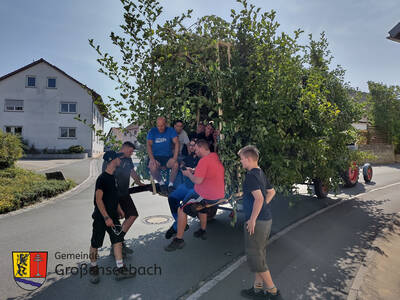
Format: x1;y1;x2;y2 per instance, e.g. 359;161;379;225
102;141;143;256
238;145;280;299
89;151;136;283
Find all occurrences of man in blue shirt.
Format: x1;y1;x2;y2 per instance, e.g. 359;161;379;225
147;116;179;192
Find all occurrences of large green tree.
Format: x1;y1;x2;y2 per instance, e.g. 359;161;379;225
91;0;362;197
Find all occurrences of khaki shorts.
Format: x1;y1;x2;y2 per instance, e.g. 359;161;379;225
244;219;272;273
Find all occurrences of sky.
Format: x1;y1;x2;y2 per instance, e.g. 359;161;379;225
1;0;399;133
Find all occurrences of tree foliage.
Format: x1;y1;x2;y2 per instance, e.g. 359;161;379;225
367;81;400;152
0;132;23;169
90;0;362;195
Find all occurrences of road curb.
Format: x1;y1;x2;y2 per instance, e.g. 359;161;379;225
0;158;99;220
184;181;400;300
347;212;400;300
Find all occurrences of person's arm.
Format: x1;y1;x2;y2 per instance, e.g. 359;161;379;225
117;203;125;219
147;139;155;161
95;189;114;227
182;169;204;184
130;169;144;186
247;189;264;235
172;136;179;161
265;188;276;204
183;131;190;147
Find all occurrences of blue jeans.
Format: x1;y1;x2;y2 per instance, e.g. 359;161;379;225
168;184;192;231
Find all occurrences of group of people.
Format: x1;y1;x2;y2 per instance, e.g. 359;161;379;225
87;116;280;299
146;117;220;195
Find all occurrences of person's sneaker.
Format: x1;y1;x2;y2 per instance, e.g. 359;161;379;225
165;225;189;239
122;242;133;255
240;287;264;299
193;229;207;240
114;265;136;281
89;266;100;284
265;288;281;299
164;238;185;252
165;226;177;239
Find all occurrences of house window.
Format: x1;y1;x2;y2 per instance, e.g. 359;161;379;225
5;100;24;112
26;76;36;88
5;126;22;135
60;102;77;113
47;77;57;88
60;127;76;138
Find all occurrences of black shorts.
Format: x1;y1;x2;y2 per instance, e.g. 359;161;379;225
181;190;219;218
90;217;124;248
119;194;139;218
154;156;172;167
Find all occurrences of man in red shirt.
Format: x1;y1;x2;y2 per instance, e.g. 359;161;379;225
165;139;225;251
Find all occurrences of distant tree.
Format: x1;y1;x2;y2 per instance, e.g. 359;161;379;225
367;81;400;152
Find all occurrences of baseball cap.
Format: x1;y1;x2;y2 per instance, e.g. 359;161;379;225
103;150;124;163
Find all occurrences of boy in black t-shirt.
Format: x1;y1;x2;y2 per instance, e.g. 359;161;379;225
238;145;280;299
89;151;135;283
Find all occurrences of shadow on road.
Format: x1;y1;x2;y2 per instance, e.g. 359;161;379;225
7;215;244;300
336;182;367;197
7;190;394;300
270;197;397;300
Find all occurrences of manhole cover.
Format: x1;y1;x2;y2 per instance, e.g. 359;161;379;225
142;215;173;225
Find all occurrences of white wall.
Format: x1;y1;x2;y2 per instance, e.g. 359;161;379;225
92;102;104;155
352;123;368;131
0;61;104;156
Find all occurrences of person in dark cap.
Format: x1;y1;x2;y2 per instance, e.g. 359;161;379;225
102;141;144;256
88;151;136;283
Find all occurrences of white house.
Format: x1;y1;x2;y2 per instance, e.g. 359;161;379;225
0;58;105;157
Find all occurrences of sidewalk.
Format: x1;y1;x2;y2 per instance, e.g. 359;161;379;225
353;213;400;300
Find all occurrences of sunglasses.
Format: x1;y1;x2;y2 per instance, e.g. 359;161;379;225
189;144;196;146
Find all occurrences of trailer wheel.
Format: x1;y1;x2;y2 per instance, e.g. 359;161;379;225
314;179;329;199
207;206;218;221
343;162;359;187
363;163;373;183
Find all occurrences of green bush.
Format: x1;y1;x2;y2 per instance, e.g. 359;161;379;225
0;132;23;169
19;137;30;154
68;145;85;153
0;167;76;214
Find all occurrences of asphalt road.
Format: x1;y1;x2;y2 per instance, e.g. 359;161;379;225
198;165;400;300
1;162;399;300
